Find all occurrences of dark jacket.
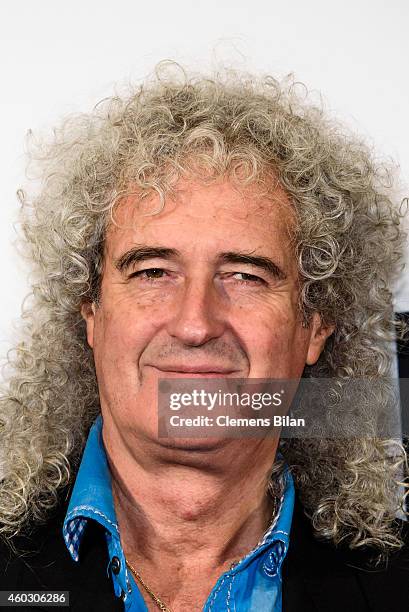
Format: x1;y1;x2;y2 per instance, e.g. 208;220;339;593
1;490;408;612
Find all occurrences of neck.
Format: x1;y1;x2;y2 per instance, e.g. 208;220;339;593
103;421;281;573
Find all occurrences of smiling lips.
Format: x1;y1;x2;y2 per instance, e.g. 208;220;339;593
150;364;239;377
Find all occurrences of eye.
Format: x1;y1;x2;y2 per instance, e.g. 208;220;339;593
129;268;166;280
231;272;265;284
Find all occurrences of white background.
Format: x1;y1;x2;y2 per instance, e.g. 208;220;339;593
1;0;408;357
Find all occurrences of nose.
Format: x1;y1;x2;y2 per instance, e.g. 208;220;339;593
166;277;226;346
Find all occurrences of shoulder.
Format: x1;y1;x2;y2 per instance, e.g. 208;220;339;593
0;504;69;588
282;492;409;612
0;502;122;612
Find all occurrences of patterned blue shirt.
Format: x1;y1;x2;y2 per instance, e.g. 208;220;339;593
63;415;295;611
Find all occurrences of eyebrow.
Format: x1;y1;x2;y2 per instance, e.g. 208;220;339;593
115;246;179;272
114;245;287;280
218;251;287;280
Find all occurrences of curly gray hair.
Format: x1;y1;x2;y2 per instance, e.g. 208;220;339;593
0;63;407;559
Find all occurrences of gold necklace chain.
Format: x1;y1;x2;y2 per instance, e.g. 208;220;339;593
126;559;173;612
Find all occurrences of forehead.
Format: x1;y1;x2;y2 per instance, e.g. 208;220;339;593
105;176;296;265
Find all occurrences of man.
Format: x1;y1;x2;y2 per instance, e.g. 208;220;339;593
0;64;408;611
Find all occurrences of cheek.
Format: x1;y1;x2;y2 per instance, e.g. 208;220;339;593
93;302;155;365
235;295;295;343
234;300;309;374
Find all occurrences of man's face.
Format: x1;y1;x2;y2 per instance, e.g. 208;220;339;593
82;176;330;448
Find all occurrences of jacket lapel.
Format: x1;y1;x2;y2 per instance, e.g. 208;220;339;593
282;491;369;612
282;489;409;612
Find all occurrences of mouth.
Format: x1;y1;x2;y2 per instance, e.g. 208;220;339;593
149;365;240;378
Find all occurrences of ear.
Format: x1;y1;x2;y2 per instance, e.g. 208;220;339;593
305;312;335;366
80;301;96;349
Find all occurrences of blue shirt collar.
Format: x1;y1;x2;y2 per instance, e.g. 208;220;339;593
226;459;294;577
63;414;119;561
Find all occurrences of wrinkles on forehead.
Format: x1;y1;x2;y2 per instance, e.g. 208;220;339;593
102;175;298;281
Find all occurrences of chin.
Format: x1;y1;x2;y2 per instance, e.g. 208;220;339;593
155;436;231;453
